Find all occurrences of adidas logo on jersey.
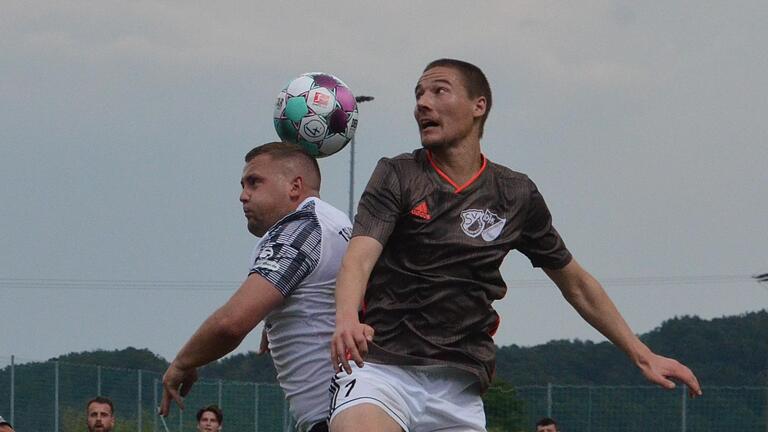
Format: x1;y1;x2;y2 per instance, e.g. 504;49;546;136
410;201;431;220
460;209;506;241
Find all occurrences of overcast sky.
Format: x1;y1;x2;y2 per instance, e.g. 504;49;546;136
2;1;767;364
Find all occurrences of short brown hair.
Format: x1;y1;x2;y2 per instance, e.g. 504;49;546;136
424;59;492;138
244;141;321;188
536;417;558;428
86;396;114;414
196;405;223;424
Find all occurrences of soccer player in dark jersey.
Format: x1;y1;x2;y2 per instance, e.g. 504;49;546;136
329;59;702;432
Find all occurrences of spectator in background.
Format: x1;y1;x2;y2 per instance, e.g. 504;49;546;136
536;417;559;432
0;416;15;432
196;405;223;432
86;396;115;432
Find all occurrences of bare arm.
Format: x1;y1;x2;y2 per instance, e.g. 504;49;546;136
544;259;702;397
160;274;284;414
330;235;383;373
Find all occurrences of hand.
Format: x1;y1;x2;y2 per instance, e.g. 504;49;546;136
159;362;198;416
257;328;270;355
331;316;375;374
637;353;702;398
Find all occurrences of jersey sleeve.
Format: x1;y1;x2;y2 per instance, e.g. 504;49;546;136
518;178;572;269
248;216;321;297
352;157;402;244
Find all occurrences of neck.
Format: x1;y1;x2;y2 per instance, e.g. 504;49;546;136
293;192;319;208
427;141;483;186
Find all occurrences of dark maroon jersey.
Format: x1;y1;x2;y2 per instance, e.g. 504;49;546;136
353;148;572;392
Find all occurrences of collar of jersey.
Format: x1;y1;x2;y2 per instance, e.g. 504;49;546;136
427;150;488;194
259;196;318;240
296;196;318;211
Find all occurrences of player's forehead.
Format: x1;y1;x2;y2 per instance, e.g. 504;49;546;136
416;66;463;91
88;402;112;415
242;154;274;176
200;411;218;421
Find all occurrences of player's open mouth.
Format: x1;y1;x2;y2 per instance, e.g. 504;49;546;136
419;119;440;131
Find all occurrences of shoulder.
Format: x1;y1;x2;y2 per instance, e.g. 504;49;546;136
376;149;428;171
306;198;352;229
280;200;321;228
266;200;323;245
486;159;530;182
486;159;537;191
275;197;352;240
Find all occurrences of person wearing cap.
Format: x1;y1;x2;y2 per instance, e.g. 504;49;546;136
0;416;15;432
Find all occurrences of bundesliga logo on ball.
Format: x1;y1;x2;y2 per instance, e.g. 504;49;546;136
274;73;358;158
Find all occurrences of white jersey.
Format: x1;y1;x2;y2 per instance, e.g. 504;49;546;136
248;196;351;431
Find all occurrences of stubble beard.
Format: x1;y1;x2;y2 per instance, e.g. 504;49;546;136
247;220;263;237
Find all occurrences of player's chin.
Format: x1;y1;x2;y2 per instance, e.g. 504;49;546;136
419;133;442;149
246;221;263;237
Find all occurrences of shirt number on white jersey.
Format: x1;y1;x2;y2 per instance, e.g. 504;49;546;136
344;379;356;397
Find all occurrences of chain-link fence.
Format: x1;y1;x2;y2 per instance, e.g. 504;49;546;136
0;356;293;432
489;384;768;432
2;356;766;432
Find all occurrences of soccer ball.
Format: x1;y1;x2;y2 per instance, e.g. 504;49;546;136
273;73;358;158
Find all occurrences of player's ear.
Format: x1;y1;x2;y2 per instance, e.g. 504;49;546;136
289;175;303;198
473;96;487;119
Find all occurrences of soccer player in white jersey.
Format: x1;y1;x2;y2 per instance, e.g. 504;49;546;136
160;142;351;432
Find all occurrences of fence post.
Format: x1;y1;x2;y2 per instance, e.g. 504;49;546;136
154;379;158;432
138;370;143;432
10;355;15;426
218;379;223;408
587;385;592;432
97;366;102;395
253;383;259;432
283;397;290;431
547;383;553;417
54;361;60;432
681;385;687;432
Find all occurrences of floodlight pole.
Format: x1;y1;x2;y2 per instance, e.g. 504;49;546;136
349;95;375;220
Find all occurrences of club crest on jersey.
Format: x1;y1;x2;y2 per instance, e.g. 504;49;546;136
258;246;274;260
460;209;506;241
253;244;279;271
253;259;279;271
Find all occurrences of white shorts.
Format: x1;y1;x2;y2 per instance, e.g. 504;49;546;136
328;362;486;432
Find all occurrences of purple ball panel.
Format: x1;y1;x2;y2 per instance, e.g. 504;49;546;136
328;108;347;133
335;86;357;112
313;74;338;89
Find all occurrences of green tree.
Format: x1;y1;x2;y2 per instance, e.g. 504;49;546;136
483;379;526;432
